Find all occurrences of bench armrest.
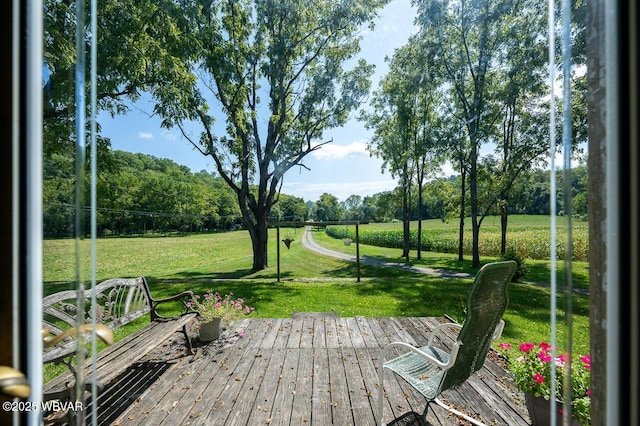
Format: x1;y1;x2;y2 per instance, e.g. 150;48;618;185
150;290;195;320
150;290;195;304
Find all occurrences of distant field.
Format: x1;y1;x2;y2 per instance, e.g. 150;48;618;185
326;215;589;262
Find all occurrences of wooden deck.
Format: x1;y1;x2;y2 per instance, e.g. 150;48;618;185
88;316;531;425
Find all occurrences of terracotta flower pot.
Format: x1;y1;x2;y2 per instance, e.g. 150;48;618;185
524;393;580;426
198;317;222;342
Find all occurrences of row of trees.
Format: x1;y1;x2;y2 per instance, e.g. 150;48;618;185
44;151;236;236
312;163;588;223
360;0;587;265
43;149;588;238
43;150;308;237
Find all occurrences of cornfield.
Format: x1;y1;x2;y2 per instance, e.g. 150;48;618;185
326;218;589;261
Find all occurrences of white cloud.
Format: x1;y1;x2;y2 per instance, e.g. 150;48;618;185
311;141;369;160
138;132;153;139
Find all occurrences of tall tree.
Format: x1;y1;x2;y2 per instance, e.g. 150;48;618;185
407;56;446;260
155;0;385;270
486;0;587;254
363;39;447;261
375;39;447;260
362;53;417;261
314;193;342;222
415;0;516;267
341;194;364;221
487;0;549;254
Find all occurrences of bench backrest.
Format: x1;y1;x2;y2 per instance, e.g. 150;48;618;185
43;277;152;364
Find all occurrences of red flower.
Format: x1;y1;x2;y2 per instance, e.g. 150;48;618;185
538;351;552;363
539;341;552;352
580;354;591;370
519;342;536;353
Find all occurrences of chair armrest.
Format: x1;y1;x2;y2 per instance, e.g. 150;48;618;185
382;341;461;370
492;319;505;341
426;322;462;346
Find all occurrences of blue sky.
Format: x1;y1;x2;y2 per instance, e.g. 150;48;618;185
98;0;422;202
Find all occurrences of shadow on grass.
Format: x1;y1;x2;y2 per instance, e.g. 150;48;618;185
148;277;306;316
524;261;589;289
360;251;470;266
42;281;78;295
341;276;471;319
174;268;258;279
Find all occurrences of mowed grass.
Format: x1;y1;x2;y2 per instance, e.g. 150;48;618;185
43;220;590;355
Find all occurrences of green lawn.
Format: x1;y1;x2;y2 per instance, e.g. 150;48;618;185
43;218;590;356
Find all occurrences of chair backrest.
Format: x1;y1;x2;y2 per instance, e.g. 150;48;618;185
439;260;517;392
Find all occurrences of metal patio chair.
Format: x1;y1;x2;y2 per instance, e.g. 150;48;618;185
377;260;518;426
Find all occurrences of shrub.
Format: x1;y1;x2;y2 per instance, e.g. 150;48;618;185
500;247;528;282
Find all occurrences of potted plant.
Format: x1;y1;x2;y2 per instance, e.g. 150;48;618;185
282;237;294;249
187;291;255;341
498;341;591;425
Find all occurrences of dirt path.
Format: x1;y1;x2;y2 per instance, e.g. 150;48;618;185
300;226;475;279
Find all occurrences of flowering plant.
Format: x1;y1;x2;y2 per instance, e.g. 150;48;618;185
498;341;591;425
187;291;255;325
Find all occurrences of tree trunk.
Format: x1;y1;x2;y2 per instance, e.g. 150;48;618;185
402;218;410;261
500;198;508;254
402;188;410;261
470;140;480;268
240;197;270;271
417;179;423;260
250;216;269;271
458;167;466;261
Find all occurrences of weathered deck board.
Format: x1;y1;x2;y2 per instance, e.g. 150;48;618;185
289;347;314;424
96;317;531;426
310;346;333;425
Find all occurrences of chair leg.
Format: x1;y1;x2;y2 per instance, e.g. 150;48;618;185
433;397;488;426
